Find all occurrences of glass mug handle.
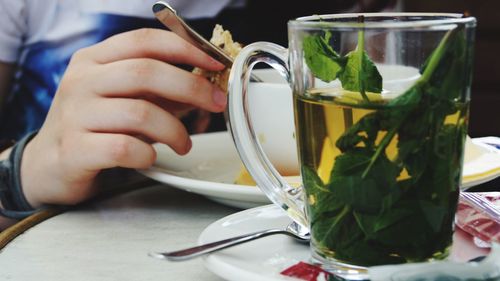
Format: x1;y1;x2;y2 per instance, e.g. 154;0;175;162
227;42;307;227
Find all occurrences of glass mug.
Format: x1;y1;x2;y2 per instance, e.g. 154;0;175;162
227;13;476;279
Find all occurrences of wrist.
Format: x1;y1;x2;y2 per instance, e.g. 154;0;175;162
0;139;14;160
0;131;42;219
20;134;52;208
20;132;97;207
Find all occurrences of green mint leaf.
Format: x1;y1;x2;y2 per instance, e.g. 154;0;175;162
333;237;406;266
424;124;465;197
339;49;383;94
328;148;400;214
303;29;383;101
397;137;431;182
304;27;469;266
303;32;346;82
336;112;380;152
302;166;344;225
420;30;468;100
311;205;354;250
418;200;447;233
370;206;434;259
353;209;413;238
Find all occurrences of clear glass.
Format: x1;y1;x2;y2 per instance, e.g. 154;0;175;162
228;13;476;280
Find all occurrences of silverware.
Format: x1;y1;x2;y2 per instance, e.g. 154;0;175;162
153;1;233;66
152;1;263;82
460;192;500;219
149;221;310;261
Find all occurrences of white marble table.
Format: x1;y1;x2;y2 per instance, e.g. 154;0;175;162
0;183;238;281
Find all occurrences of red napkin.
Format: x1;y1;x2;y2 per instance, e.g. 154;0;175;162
281;262;337;281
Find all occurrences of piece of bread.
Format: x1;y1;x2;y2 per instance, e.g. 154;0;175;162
193;24;242;93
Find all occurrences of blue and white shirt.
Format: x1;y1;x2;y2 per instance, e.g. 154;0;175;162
0;0;244;140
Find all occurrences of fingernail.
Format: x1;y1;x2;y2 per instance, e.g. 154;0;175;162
185;137;192;153
210;57;225;68
213;88;227;108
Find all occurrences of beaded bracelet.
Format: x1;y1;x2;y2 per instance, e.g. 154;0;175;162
0;131;40;219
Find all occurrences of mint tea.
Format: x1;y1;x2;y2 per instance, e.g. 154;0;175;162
295;89;468;266
227;13;475;279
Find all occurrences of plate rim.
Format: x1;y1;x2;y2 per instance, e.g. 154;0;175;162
137;131;269;207
139;132;500;204
139;166;265;199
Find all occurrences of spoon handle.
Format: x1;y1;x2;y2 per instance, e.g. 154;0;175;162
153;1;234;66
152;1;263;82
150;229;285;261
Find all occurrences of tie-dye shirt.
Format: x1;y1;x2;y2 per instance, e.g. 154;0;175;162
0;0;243;140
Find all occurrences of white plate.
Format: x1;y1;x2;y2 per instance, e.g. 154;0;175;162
139;131;500;209
199;205;489;281
462;136;500;188
138;132;268;209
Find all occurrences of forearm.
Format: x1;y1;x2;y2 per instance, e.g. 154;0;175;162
0;63;17;228
0;62;15;114
0;146;11;160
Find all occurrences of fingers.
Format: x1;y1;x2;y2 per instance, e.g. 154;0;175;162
80;98;191;154
21;28;229;207
89;58;227;112
79;28;225;71
76;133;158;171
190;110;212;134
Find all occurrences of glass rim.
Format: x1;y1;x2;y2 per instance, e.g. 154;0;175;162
289;12;476;29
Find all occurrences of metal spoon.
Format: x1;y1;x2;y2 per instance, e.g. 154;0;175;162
149;221;310;261
152;1;262;82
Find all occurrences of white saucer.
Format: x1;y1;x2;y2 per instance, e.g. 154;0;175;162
198;205;489;281
139;131;500;209
199;205;306;281
198;205;487;281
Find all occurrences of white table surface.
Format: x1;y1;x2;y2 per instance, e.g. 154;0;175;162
0;178;490;281
0;183;238;281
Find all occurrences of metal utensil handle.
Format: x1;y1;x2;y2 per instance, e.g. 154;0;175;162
152;1;262;82
152;229;285;261
153;1;233;66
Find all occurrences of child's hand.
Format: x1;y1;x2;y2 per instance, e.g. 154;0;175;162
21;28;226;207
